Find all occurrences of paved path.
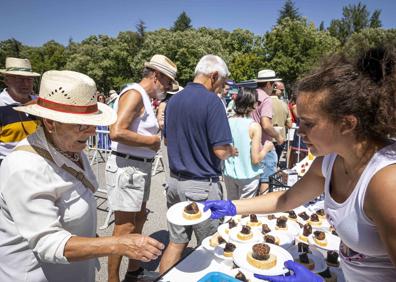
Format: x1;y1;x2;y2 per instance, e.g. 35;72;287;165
92;161;197;282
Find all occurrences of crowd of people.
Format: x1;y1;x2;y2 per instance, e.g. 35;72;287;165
0;43;395;282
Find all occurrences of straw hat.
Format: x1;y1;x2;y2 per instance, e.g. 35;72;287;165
167;82;184;95
0;57;40;77
255;69;282;82
15;70;117;126
144;54;177;82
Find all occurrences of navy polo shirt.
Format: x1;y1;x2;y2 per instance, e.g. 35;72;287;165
164;82;232;178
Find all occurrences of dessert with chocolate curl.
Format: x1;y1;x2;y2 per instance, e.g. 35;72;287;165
297;252;315;270
235;270;249;282
247;243;277;269
326;251;339;267
248;214;261;227
225;219;238;234
316;208;325;218
288;210;297;220
183;202;202;220
308;213;322;226
264;234;279;245
313;230;327;247
223;242;236;257
275;216;288;230
261;224;271;234
298;223;312;242
267;214;276;220
237;225;253;241
298;211;310;221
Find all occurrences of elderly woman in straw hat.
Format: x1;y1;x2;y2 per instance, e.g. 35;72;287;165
0;70;164;282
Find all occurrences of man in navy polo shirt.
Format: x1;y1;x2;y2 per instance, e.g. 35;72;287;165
159;55;238;273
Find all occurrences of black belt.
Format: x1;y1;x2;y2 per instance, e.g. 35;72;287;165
170;171;219;182
111;151;154;163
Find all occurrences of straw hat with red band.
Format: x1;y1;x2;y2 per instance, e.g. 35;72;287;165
14;70;117;126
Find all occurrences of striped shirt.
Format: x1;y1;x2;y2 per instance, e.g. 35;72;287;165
0;89;38;161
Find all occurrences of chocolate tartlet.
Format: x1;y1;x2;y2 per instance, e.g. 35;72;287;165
228;219;237;229
313;230;327;246
261;224;271;234
209;233;226;247
237;225;253;240
223;242;236;257
288;210;297;220
298;223;312;242
316;208;325;217
183;202;202;220
247;243;277;269
276;216;288;230
267;214;276;220
235;270;249;282
264;234;279;245
308;213;322;226
248;214;261;227
298;211;310;221
326;251;339;267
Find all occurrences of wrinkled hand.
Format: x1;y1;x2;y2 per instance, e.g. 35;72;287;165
203;200;237;219
254;260;324;282
118;234;164;262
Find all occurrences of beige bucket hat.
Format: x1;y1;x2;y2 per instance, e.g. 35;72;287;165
144;54;177;82
15;70;117;126
255;69;282;82
167;81;184;95
0;57;40;77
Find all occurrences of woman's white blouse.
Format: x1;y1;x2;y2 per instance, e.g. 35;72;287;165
0;127;99;282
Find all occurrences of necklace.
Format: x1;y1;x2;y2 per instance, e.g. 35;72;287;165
54;146;80;162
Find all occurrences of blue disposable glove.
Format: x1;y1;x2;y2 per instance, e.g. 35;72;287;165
254;260;324;282
203;200;237;219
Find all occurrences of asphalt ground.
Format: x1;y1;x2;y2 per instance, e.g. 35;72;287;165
92;159;197;282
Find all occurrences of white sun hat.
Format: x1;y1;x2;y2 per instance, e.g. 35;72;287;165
144;54;177;82
0;57;40;77
255;69;282;82
14;70;117;126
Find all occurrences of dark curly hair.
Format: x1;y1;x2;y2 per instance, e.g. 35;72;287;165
234;87;258;116
297;45;396;142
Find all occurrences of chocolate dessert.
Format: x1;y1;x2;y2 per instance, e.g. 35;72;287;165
224;242;236;253
184;202;199;214
327;251;339;266
241;225;251;234
297;242;310;253
252;243;271;260
250;214;259;222
264;235;276;244
262;224;271;234
267;214;276;220
217;236;226;244
299;252;310;264
310;213;320;222
288;210;297;219
316;209;325;217
314;230;326;240
235;270;248;282
276;216;288;228
302;223;312;237
228;219;237;229
298;211;310;221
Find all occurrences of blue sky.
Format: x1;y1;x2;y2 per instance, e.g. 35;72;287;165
2;0;395;46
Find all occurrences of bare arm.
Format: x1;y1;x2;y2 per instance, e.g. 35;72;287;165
364;164;396;265
64;234;164;262
233;157;325;215
249;122;273;165
261;116;284;144
213;144;238;160
109;90;160;151
156;102;166;130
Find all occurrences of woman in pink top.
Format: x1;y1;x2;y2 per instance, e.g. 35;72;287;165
205;45;396;281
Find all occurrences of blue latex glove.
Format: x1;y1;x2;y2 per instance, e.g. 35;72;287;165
254;260;324;282
203;200;237;219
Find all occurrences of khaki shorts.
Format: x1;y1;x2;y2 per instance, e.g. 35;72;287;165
105;154;152;212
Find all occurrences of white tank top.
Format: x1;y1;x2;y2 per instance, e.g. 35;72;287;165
110;83;159;158
322;142;396;281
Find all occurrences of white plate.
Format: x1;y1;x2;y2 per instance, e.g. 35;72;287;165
217;222;237;241
166;201;211;226
265;230;294;249
288;247;327;273
214;243;234;261
233;243;294;276
240;216;265;229
229;226;263;244
201;236;215;251
308;232;340;251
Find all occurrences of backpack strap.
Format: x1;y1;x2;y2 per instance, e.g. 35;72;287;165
14;145;96;193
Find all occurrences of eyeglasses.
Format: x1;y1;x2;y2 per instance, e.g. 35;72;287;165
78;124;94;132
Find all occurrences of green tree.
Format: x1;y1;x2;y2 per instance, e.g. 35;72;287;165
277;0;301;25
329;2;382;44
135;19;146;47
319;21;325;31
265;18;340;86
0;38;23;68
171;11;192;32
